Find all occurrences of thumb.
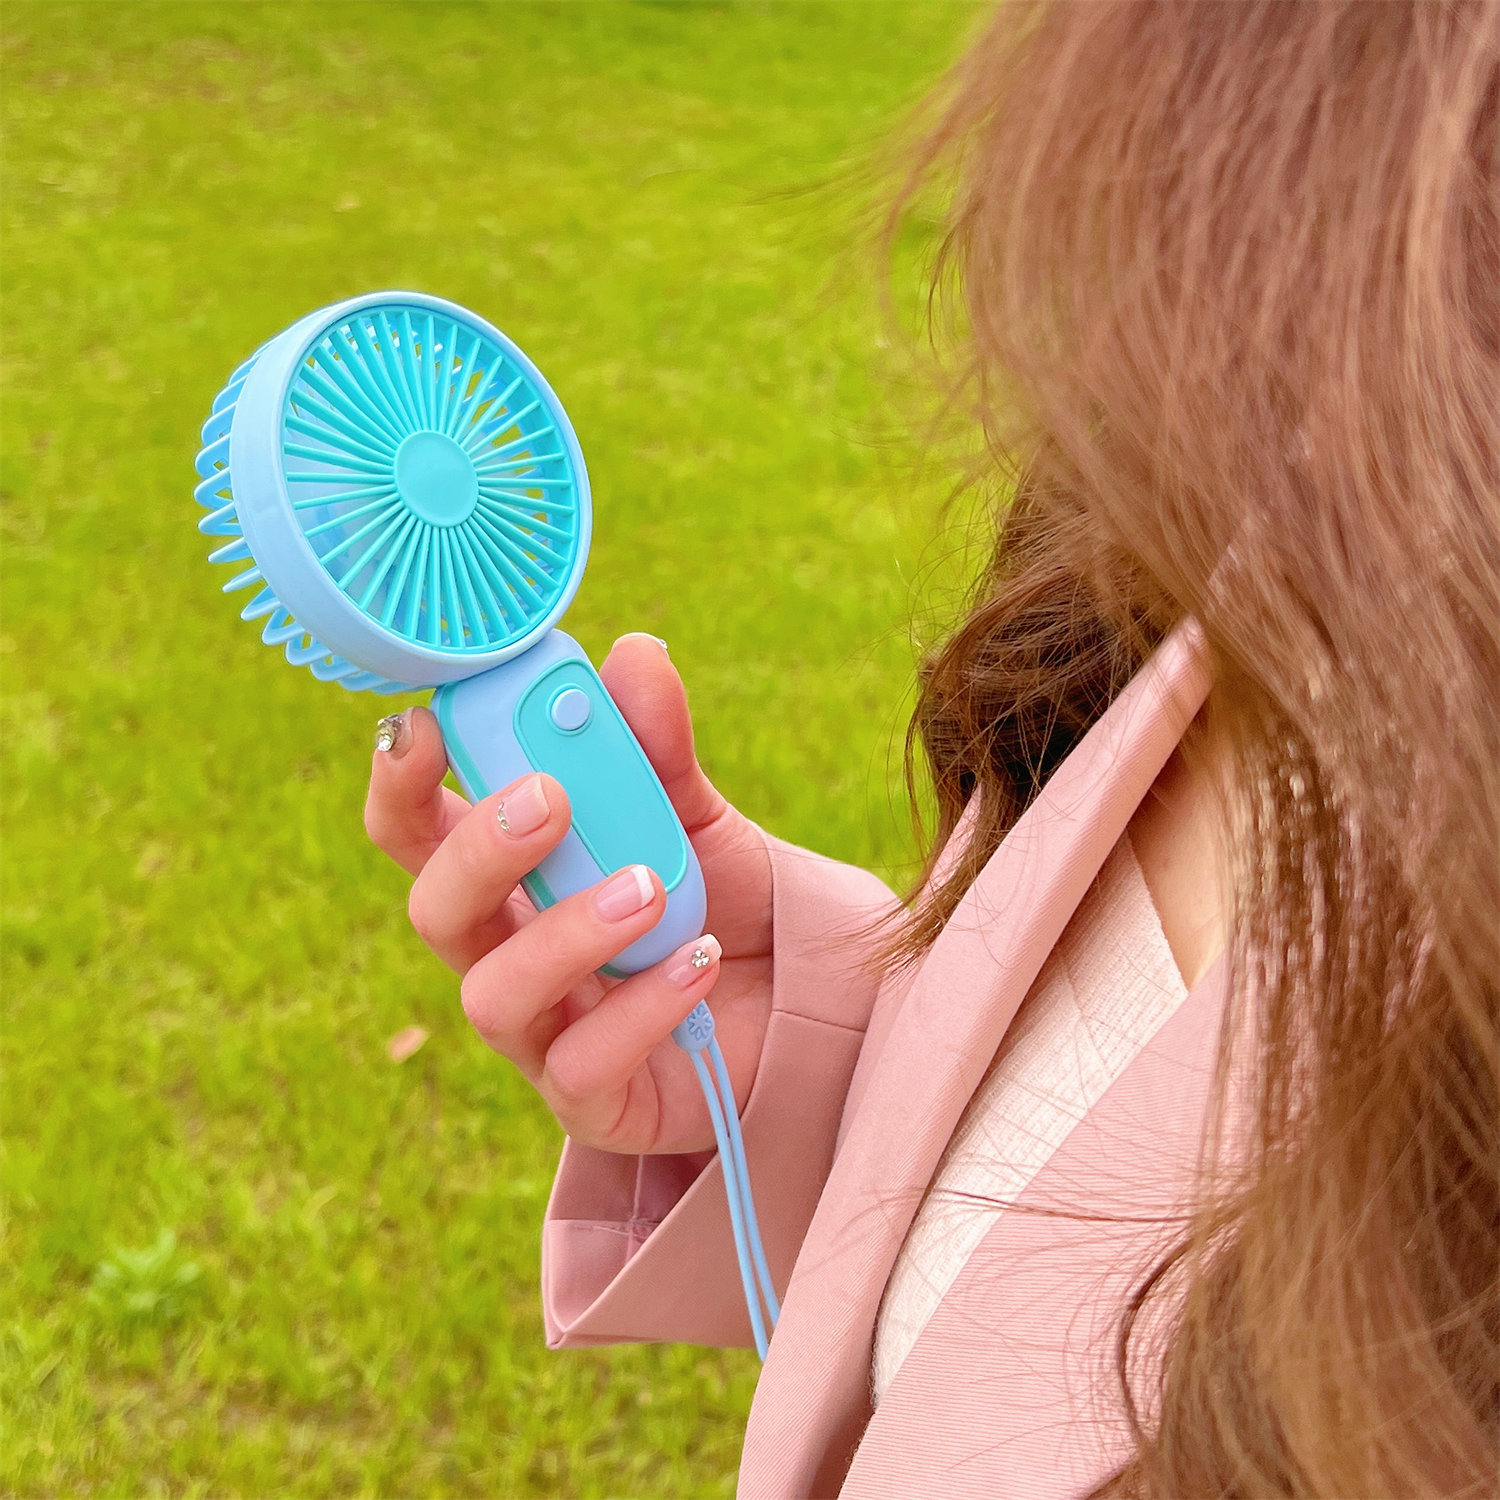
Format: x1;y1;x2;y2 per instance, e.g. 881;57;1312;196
598;633;728;836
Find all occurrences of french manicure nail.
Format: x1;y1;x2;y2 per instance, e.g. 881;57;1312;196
375;711;411;757
594;864;655;922
496;775;549;837
664;934;721;989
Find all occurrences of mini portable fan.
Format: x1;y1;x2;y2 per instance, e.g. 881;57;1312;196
194;292;779;1355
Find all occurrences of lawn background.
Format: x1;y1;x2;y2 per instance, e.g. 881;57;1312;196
1;3;985;1495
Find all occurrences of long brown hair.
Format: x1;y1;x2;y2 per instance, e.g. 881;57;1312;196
887;3;1499;1494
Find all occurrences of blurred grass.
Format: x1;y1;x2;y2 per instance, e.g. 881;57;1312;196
0;3;982;1495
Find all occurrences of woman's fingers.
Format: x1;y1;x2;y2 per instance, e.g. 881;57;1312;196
540;934;723;1146
458;864;684;1080
406;772;571;975
364;706;471;876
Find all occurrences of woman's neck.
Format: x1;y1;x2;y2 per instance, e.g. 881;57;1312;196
1126;726;1230;992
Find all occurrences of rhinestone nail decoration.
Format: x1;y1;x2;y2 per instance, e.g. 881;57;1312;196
690;946;712;970
374;713;403;753
496;802;511;832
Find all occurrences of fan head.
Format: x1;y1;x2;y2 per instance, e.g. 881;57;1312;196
194;292;592;692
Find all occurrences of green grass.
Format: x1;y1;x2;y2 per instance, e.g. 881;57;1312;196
0;4;981;1494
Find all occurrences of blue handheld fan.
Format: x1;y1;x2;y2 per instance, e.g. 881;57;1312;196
194;292;779;1355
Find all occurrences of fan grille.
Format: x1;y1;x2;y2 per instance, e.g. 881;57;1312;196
196;349;409;695
281;305;582;654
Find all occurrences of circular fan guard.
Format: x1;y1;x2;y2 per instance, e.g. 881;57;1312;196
193;297;590;693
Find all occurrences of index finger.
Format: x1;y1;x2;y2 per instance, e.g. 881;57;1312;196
363;705;472;876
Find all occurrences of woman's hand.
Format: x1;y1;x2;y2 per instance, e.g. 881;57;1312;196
363;633;774;1155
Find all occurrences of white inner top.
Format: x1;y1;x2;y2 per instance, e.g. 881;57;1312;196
872;835;1189;1404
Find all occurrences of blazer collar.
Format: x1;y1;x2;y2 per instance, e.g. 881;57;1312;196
739;621;1212;1499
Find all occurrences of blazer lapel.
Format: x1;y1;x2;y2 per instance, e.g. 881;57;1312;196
839;955;1232;1500
738;622;1212;1499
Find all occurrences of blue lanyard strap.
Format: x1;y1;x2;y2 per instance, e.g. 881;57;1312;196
673;1000;779;1359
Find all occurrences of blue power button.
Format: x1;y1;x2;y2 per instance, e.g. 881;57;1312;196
548;686;592;733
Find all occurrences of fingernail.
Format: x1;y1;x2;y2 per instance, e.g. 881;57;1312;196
619;631;668;656
496;775;549;837
594;864;655;922
375;711;411;757
663;934;721;989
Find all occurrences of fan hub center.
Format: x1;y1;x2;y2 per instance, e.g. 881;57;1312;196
394;431;478;527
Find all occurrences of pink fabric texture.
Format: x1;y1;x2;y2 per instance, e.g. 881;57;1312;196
541;624;1216;1497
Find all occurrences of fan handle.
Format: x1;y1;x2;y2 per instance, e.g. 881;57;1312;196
432;631;707;975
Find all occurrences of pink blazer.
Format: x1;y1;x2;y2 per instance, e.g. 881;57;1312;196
542;626;1220;1498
